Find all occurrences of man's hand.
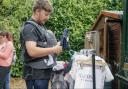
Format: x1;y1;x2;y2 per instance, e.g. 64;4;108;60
53;42;62;55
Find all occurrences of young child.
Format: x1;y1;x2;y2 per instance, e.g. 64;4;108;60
0;31;14;89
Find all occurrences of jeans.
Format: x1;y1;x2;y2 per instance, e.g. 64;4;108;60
0;67;10;89
4;72;10;89
25;79;49;89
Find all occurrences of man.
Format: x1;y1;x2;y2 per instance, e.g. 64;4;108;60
20;0;62;89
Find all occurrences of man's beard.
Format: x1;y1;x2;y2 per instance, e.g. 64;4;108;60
37;20;44;26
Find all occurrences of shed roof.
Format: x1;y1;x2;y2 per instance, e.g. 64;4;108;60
91;11;123;30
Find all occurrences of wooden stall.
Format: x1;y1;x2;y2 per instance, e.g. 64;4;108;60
85;11;123;89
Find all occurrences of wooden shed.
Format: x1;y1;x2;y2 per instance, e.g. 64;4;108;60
85;11;123;89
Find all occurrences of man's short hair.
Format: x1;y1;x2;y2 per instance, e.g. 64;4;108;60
33;0;53;13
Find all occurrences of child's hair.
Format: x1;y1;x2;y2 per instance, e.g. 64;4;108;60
6;32;13;41
0;31;7;36
0;31;13;41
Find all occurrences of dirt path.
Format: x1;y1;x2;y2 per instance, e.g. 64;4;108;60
10;78;26;89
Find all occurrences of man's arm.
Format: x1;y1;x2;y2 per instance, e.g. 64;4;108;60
25;41;62;58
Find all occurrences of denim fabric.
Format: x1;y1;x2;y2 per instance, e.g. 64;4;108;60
0;76;5;89
0;67;10;89
4;72;10;89
25;79;49;89
60;29;68;49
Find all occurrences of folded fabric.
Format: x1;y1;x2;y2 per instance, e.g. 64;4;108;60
52;63;64;71
60;29;69;49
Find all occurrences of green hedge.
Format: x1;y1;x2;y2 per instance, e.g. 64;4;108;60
0;0;122;77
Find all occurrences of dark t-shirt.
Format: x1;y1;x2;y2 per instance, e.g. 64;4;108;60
22;22;38;42
20;19;52;80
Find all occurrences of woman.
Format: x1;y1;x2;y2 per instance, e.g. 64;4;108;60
0;31;14;89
